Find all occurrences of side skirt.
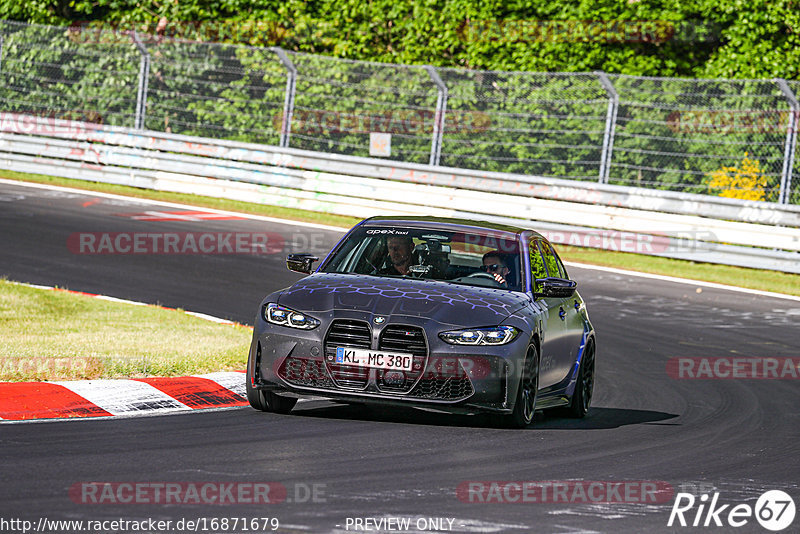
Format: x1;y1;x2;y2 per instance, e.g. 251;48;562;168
534;389;570;410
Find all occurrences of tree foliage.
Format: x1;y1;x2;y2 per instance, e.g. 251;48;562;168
2;0;799;80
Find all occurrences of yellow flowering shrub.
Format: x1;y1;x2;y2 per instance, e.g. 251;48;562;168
706;153;769;201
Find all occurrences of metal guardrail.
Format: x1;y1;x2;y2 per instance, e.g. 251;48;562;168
1;115;799;274
3;114;799;225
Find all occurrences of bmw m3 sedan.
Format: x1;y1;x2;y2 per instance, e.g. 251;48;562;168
246;216;595;428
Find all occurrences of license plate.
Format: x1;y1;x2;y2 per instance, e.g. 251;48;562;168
334;347;413;371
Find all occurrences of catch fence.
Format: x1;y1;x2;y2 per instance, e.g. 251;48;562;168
0;19;797;204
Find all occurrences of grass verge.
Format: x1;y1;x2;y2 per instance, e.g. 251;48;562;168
0;279;252;381
1;168;798;297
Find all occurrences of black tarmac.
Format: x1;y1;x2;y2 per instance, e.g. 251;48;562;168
0;180;797;533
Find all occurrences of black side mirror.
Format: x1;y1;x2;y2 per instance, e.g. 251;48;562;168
534;277;577;298
286;253;319;274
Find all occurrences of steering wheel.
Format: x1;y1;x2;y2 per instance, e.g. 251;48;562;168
464;271;505;287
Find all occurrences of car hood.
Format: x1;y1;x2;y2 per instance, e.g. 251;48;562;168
277;273;529;326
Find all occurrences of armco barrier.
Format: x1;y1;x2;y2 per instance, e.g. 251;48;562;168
0;114;799;273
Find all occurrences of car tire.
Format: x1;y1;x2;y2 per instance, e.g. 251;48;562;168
499;344;539;429
565;338;595;418
247;387;298;414
246;346;298;414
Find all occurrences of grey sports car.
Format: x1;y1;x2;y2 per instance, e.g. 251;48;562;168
246;216;595;427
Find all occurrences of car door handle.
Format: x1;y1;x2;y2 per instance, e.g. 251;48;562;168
558;307;566;320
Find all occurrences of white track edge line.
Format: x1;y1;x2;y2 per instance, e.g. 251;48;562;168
564;261;800;302
184;311;235;324
0;177;346;232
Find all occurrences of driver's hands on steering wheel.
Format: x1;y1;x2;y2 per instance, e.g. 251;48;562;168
491;272;507;285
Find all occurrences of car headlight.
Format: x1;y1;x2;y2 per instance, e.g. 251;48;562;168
439;326;519;345
264;303;320;330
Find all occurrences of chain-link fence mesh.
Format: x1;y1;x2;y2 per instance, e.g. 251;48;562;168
789;80;800;205
142;39;286;144
608;74;790;202
0;20;139;127
0;20;797;204
286;52;438;163
436;69;608;179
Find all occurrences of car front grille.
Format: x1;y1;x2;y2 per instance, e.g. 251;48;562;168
324;319;371;389
375;325;427;393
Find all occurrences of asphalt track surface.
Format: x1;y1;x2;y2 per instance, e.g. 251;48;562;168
0;180;798;533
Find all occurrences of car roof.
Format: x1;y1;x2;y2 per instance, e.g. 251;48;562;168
361;216;545;239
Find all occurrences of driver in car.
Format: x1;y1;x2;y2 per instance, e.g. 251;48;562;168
379;235;414;275
482;251;510;286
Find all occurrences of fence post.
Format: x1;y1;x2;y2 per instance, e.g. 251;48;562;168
425;65;448;166
272;47;297;149
132;31;150;130
775;78;798;204
596;71;618;184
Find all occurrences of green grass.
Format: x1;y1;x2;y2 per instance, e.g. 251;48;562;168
2;168;799;297
0;279;252;381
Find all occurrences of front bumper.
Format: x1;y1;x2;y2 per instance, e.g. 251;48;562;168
248;319;527;415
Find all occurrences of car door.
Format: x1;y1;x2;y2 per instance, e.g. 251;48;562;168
530;238;568;388
541;241;586;380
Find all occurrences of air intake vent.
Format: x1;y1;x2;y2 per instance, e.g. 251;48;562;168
279;356;334;389
376;325;427;393
324;319;371;389
409;356;475;400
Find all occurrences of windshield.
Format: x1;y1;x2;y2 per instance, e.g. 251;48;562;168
322;226;523;291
